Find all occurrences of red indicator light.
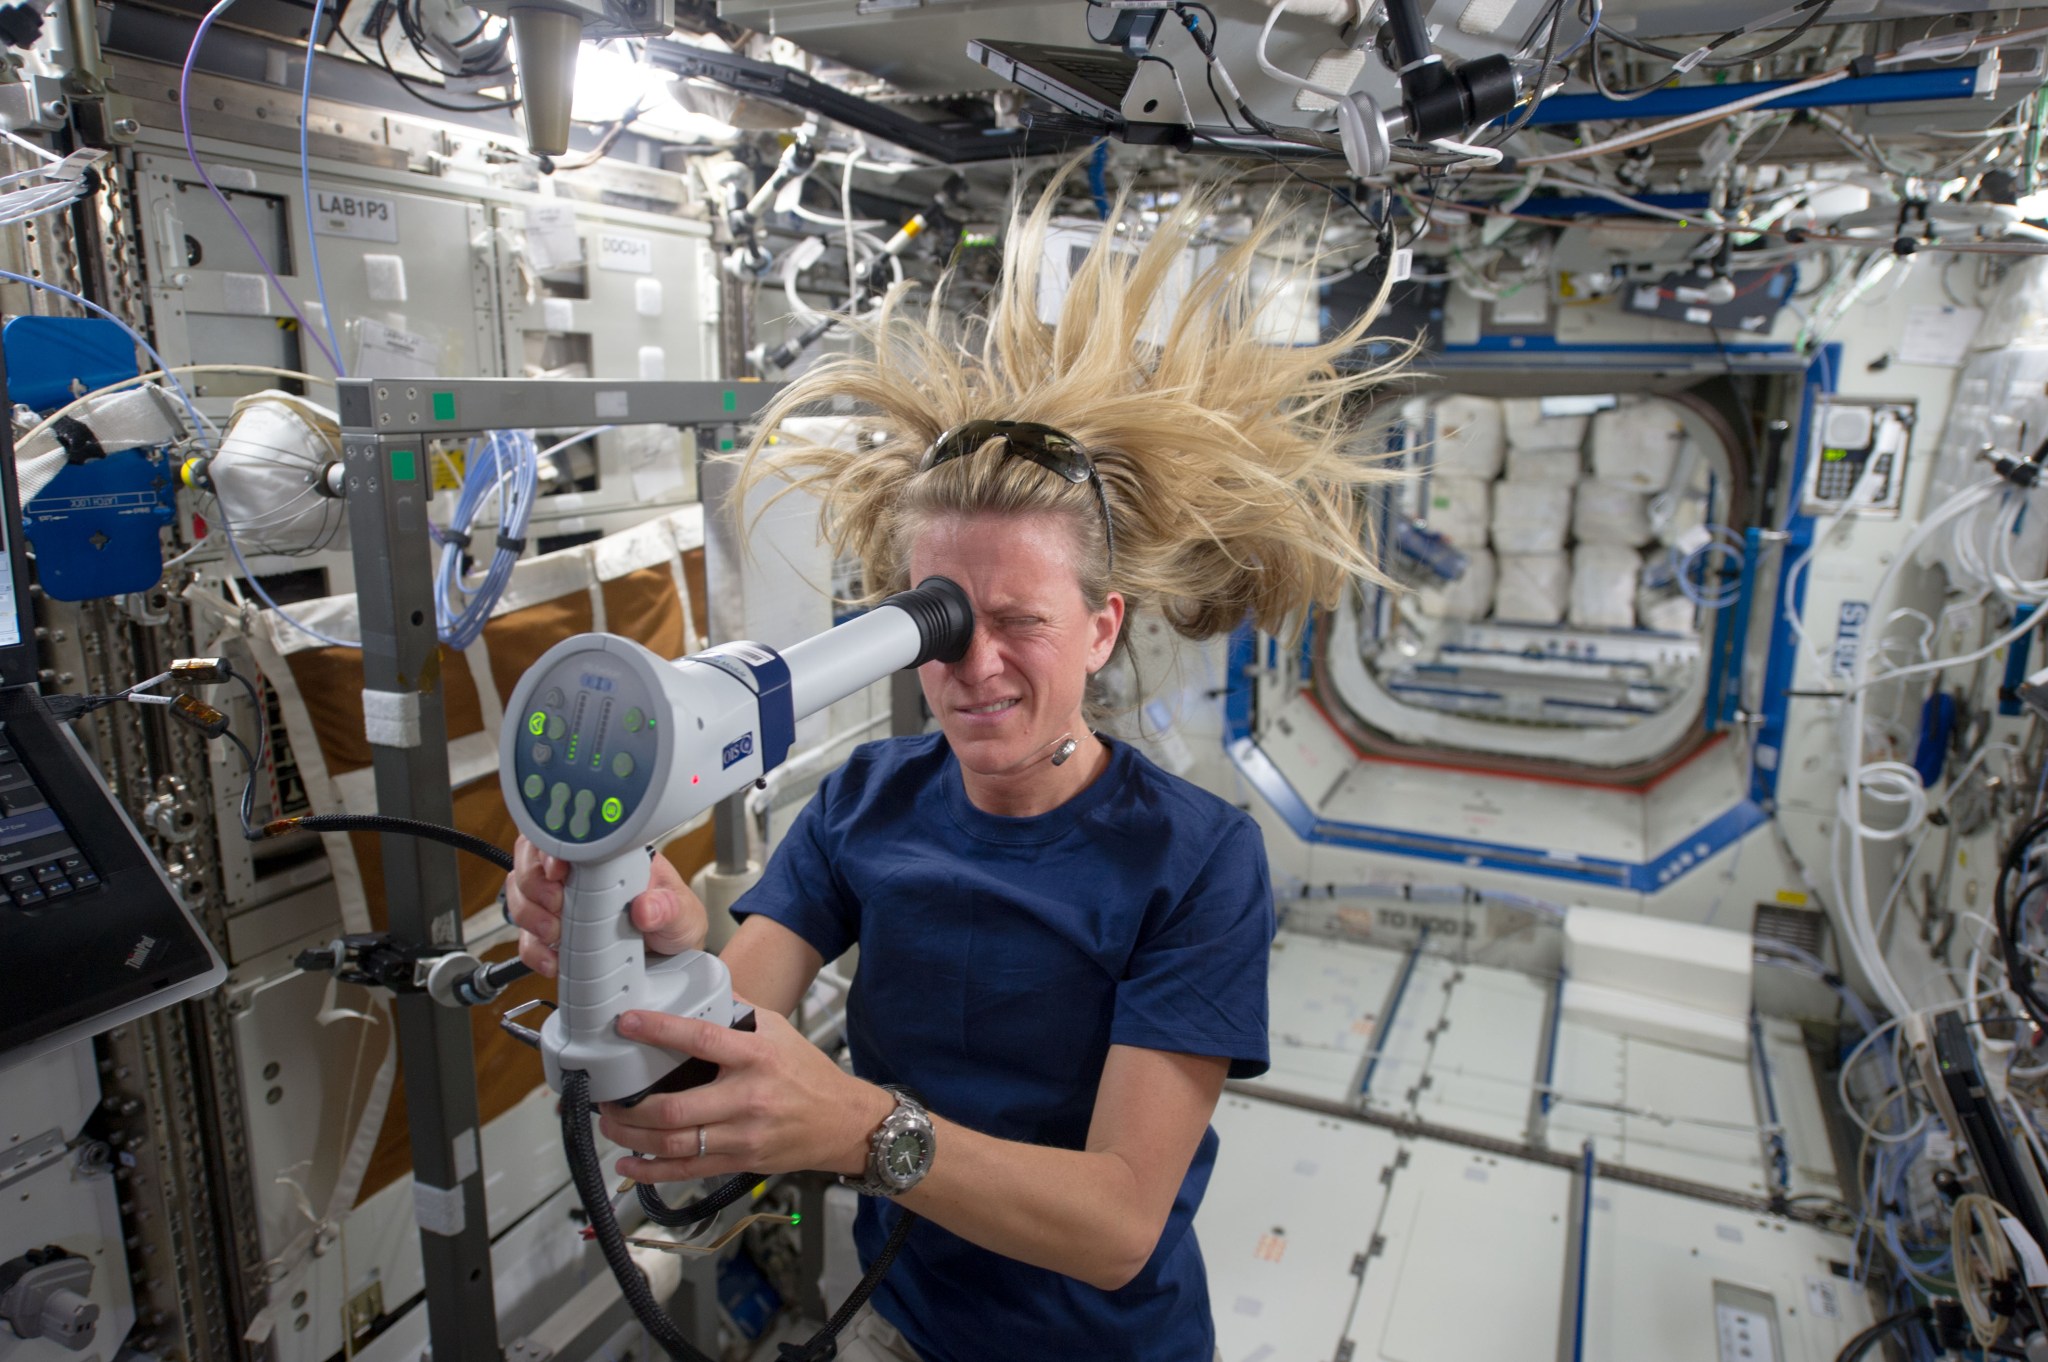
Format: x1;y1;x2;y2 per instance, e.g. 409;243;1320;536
691;775;700;785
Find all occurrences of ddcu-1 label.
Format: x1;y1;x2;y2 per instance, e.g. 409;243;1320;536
596;232;654;274
312;187;399;243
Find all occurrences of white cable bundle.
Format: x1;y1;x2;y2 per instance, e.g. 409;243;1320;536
1505;444;1581;485
1423;475;1492;549
1490;480;1572;554
1415;548;1495;623
1590;399;1687;492
1502;399;1589;451
1428;395;1505;480
1573;479;1654;547
1494;553;1569;625
1569;546;1639;630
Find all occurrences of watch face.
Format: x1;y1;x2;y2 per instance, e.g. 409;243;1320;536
882;1128;930;1186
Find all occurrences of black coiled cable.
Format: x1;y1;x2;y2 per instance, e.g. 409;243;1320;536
562;1069;917;1362
1994;811;2048;1033
639;1173;764;1229
562;1069;715;1362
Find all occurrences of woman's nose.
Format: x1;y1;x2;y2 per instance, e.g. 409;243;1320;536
954;627;1003;683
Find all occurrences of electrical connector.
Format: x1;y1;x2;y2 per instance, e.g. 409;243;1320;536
168;657;234;685
167;694;230;739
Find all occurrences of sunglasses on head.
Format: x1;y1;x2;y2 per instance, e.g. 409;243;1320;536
918;420;1116;574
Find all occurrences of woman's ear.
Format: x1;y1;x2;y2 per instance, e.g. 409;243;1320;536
1086;591;1126;673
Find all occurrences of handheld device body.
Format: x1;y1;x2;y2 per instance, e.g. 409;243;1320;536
500;578;972;1101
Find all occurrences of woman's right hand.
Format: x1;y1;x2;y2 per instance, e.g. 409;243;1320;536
507;835;708;979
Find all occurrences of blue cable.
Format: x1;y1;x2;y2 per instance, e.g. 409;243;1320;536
1554;0;1602;62
1673;524;1745;610
180;0;344;375
435;430;537;650
299;0;347;376
1088;141;1110;221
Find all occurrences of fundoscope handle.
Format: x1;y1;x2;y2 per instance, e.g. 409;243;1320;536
502;578;973;1103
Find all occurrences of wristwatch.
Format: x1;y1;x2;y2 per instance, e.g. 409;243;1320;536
841;1086;936;1197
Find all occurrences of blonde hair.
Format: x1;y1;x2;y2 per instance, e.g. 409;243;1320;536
738;166;1409;648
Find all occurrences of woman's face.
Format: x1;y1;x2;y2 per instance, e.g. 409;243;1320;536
908;512;1123;780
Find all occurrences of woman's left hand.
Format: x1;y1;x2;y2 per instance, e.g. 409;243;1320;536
598;1004;894;1183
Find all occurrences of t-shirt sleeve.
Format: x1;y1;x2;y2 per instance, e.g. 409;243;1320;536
1110;816;1275;1079
729;774;859;963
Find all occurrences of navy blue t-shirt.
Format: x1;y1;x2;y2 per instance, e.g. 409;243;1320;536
730;732;1273;1362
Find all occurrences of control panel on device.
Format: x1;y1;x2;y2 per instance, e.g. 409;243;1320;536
512;656;664;844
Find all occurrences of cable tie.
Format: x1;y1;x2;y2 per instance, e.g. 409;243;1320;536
442;527;472;551
495;534;526;554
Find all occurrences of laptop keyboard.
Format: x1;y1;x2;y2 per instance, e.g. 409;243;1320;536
1054;51;1138;101
0;726;96;906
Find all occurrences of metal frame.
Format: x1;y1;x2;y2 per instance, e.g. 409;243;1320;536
338;375;777;1362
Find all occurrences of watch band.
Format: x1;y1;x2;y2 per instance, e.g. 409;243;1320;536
839;1085;936;1197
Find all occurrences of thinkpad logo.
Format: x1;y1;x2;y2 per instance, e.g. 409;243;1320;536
123;935;158;971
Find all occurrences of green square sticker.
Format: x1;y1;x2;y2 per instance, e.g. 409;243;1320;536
722;389;737;413
391;448;417;482
432;391;456;421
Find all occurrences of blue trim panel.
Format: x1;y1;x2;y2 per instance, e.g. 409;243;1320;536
1231;737;1768;893
1360;928;1428;1098
2002;606;2040;716
1512;192;1711;220
1442;335;1791;356
1572;1141;1596;1362
1527;68;1981;127
1751;349;1837;806
1227;624;1256;738
1540;970;1566;1116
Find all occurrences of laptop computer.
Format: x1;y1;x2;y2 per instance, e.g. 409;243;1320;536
966;39;1143;127
0;331;226;1072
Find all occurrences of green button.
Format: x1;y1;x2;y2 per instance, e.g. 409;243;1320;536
623;708;644;733
602;796;623;823
523;773;543;799
545;781;570;831
527;711;546;735
611;752;634;778
722;389;737;412
391;448;417;482
546;715;565;741
569;788;596;839
432;391;456;421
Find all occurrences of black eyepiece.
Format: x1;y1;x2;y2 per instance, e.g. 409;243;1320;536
884;576;974;667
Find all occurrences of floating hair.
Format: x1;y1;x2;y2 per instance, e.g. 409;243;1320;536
737;159;1410;644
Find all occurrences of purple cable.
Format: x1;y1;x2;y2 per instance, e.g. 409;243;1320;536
179;0;345;376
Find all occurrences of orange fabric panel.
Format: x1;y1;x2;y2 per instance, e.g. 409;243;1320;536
602;565;686;661
283;641;486;777
482;591;594;719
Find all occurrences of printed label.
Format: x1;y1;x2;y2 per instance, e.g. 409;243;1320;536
596;231;654;274
721;732;754;769
1832;600;1869;679
312;187;399;243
